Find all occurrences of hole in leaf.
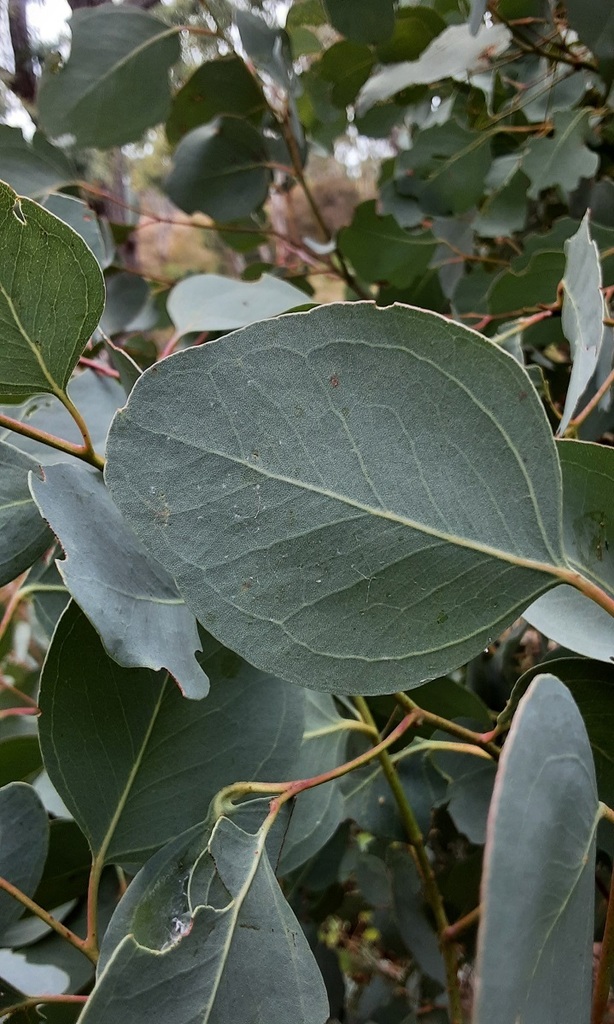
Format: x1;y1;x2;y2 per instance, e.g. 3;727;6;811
12;200;27;226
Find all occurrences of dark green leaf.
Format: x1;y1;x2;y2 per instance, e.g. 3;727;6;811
105;303;565;696
565;0;614;82
319;42;374;107
0;738;42;788
38;6;181;148
433;750;496;844
507;657;614;806
235;9;295;89
166;57;266;147
30;463;209;699
0;784;49;936
474;674;599;1024
338;202;435;287
0;182;104;400
165;117;272;221
39;603;304;865
395;122;491;216
0;442;51;587
100;273;152;337
33;820;91;910
84;813;328;1024
376;8;445;64
389;846;444;984
167;273;309;336
0;130;74;198
324;0;394;44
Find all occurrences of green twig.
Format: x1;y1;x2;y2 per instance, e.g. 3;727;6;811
353;696;464;1024
395;691;500;759
1;995;88;1016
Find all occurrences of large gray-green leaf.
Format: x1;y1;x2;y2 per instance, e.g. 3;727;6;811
558;214;606;433
30;463;209;699
357;23;511;111
522;110;600;199
165;117;271;221
0;128;75;198
474;674;599;1024
106;302;566;696
167;273;309;336
0;783;49;936
523;439;614;660
38;7;181;149
0;181;105;400
81;814;328;1024
0;441;52;586
39;603;305;866
278;693;350;874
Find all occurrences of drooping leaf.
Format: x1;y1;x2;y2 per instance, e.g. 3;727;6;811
521;110;600;199
167;273;309;336
0;129;75;199
523;439;614;660
82;813;328;1024
324;0;394;44
558;214;606;432
376;7;445;64
166;57;266;147
104;341;141;397
357;23;511;110
105;302;566;696
235;9;295;90
39;603;304;866
0;442;52;587
338;201;435;287
0;182;105;400
474;674;599;1024
474;156;529;238
0;738;42;789
278;693;350;874
100;274;152;337
29;463;209;699
38;6;181;148
33;820;91;911
165;116;272;221
0;784;49;936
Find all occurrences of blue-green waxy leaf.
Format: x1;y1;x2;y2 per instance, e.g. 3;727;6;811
105;302;566;696
0;128;75;199
0;181;105;399
0;441;52;586
167;273;309;336
38;6;181;149
474;674;599;1024
278;693;350;874
165;117;272;221
39;603;304;866
30;463;209;699
524;439;614;661
357;23;511;110
82;813;328;1024
558;214;606;433
0;784;49;936
522;110;600;199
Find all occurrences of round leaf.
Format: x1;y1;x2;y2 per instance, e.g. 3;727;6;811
105;302;566;695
